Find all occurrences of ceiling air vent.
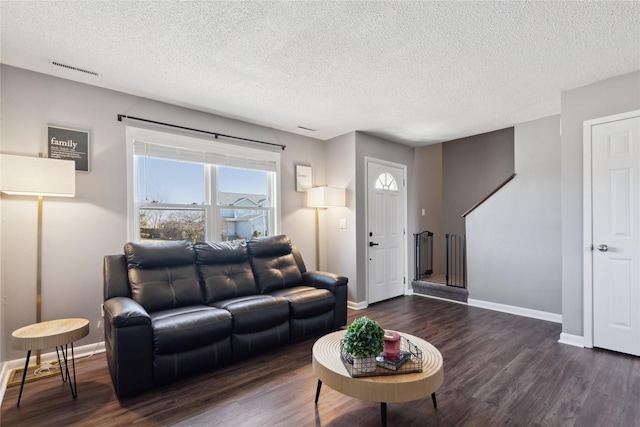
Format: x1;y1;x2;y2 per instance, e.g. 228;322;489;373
52;61;99;77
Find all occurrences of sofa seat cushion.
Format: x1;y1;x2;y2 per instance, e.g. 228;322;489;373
212;295;290;334
269;286;336;318
150;305;232;354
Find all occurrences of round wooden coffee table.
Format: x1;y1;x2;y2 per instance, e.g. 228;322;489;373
12;318;90;407
312;330;444;426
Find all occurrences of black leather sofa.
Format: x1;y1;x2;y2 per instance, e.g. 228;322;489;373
103;235;348;397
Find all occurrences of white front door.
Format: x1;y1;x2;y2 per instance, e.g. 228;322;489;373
367;160;406;304
592;114;640;356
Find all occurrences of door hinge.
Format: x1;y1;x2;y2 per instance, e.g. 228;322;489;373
403;277;406;284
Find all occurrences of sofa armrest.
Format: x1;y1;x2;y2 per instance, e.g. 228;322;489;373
104;297;154;397
302;271;346;292
302;271;348;328
105;296;150;326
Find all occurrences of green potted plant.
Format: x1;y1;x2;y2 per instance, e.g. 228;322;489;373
343;316;385;372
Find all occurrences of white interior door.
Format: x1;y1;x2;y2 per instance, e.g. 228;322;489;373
592;114;640;356
367;160;406;304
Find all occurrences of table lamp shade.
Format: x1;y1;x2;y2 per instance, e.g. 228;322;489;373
1;154;75;197
307;186;345;208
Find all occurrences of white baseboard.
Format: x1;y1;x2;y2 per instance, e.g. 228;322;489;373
349;289;416;310
467;298;562;323
558;332;585;348
0;341;105;406
348;300;368;310
413;292;468;306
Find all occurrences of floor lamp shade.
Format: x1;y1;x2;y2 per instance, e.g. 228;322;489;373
1;154;75;197
307;186;345;208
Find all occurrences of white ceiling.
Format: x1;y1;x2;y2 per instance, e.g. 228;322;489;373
1;1;639;147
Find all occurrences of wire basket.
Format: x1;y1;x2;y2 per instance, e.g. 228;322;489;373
340;336;423;378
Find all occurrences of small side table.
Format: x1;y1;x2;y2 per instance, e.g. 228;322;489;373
11;318;90;407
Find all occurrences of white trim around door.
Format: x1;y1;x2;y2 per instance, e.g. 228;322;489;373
583;109;640;349
364;157;409;305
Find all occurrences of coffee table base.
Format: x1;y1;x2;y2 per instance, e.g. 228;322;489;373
315;379;437;427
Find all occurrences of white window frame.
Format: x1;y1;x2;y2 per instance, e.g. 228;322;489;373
215;165;275;240
126;126;281;242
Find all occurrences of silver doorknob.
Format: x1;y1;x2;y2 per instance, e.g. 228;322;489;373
597;244;609;252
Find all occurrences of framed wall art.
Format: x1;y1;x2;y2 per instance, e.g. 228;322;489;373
295;164;312;192
47;125;90;172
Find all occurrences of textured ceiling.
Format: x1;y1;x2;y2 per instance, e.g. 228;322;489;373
1;1;639;146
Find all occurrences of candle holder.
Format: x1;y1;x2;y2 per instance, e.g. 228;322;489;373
381;330;401;360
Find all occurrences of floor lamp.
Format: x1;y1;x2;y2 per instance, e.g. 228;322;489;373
306;186;345;270
0;154;75;382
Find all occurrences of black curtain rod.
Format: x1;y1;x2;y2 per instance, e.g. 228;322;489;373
117;114;286;150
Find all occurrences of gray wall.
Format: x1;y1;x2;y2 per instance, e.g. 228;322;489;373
413;129;514;278
325;132;357;301
466;115;561;313
443;128;515;235
413;144;444;276
0;65;327;361
560;70;640;336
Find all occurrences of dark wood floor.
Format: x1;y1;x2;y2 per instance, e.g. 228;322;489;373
2;296;639;426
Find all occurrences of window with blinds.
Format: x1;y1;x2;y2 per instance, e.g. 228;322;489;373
126;127;280;242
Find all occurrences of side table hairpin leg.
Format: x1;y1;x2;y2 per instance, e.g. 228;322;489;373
16;350;32;407
55;345;66;382
56;343;79;398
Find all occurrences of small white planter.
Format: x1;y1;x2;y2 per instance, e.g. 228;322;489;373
353;355;377;373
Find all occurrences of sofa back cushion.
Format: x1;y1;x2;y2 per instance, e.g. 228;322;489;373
194;241;258;303
125;240;204;312
247;235;303;294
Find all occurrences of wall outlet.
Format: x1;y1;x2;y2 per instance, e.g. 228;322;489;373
339;218;347;229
